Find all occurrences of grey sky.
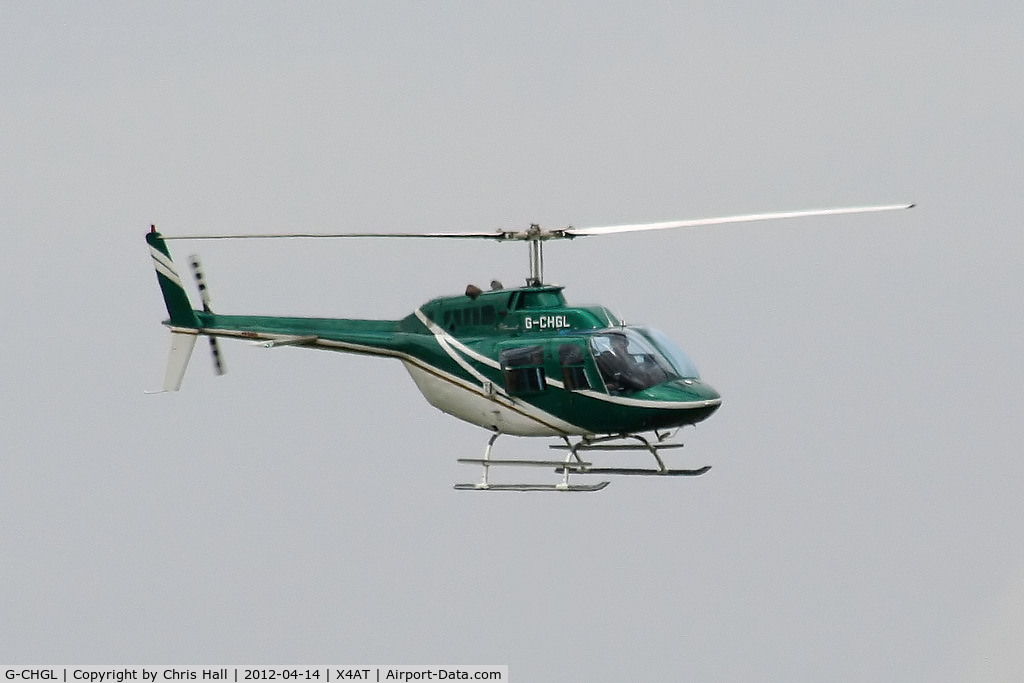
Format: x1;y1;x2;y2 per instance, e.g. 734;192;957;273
3;2;1023;680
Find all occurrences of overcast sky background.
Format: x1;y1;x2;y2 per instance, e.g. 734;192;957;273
3;2;1023;680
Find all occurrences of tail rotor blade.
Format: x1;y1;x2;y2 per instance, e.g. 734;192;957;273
188;254;214;313
208;336;225;376
188;254;226;376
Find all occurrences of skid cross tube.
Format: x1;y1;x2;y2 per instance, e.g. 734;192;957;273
454;432;609;492
550;433;711;476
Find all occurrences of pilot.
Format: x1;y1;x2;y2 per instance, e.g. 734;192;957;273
595;334;643;394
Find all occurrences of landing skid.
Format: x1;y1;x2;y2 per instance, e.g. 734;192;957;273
556;465;711;476
454;432;709;492
454;481;610;492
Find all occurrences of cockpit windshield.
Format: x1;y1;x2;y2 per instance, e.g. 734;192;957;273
589;328;683;395
632;326;700;379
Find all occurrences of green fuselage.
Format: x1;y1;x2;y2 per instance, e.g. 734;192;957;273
148;230;721;437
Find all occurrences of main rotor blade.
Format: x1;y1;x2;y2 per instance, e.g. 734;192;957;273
160;203;914;242
565;203;914;237
164;230;508;240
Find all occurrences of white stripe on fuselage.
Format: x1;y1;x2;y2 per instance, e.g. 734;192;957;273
414;309;499;369
576;389;721;410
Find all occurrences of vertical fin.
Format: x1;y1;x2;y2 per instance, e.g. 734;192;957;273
162;332;197;392
146;227;199;328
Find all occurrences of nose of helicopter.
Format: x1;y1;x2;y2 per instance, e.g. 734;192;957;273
672;377;720;401
650;378;722;419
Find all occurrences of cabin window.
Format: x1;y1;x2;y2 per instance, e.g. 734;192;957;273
558;344;590;391
500;345;546;394
445;306;497;331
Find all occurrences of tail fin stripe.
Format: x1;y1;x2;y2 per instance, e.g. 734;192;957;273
148;245;180;280
153;260;183;288
150;246;184;287
149;244;176;271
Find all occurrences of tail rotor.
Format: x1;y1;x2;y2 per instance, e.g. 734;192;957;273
189;254;226;376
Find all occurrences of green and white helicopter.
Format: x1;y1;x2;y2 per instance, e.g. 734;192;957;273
147;203;912;491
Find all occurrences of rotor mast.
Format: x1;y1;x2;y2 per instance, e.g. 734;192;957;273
526;224;546;286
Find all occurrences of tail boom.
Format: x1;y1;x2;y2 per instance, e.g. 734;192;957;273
146;227;405;392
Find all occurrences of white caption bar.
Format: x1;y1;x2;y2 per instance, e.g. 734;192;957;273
1;668;508;683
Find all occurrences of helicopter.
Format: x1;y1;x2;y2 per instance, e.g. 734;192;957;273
146;203;912;491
